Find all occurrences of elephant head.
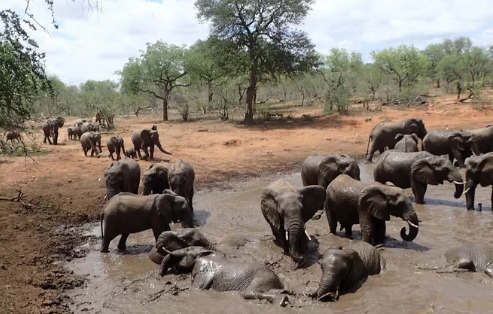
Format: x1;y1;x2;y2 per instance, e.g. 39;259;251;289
404;118;427;139
359;184;419;244
154;194;194;229
318;155;360;187
464;153;493;210
141;129;172;155
411;156;464;203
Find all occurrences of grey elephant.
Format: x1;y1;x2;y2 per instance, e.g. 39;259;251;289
261;179;325;265
106;135;125;160
142;163;170;195
366;118;427;161
469;125;493;155
374;151;464;204
80;131;102;157
124;147;137;159
301;154;360;189
325;174;419;245
42;116;64;145
422;129;472;167
394;133;419;152
131;128;171;160
316;241;385;301
168;161;195;213
464;152;493;210
100;192;194;252
104;159;141;199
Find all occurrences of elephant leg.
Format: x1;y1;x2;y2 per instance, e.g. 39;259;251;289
412;182;427;204
373;219;386;245
118;233;129;251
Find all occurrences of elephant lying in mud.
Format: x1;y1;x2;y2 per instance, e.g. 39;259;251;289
301;154;360;189
100;192;194;253
374;151;464;204
325;174;419;245
366;118;427;161
104;159;141;199
316;241;385;301
261;179;325;266
422;129;472;167
394;133;419;152
464;152;493;210
142;164;170;195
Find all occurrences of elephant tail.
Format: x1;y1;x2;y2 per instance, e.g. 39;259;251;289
100;212;104;239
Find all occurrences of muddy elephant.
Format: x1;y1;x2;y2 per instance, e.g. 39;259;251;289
325;174;419;245
42;116;64;145
374;151;464;204
422;129;472;167
316;241;385;301
394;133;419;152
124;147;137;159
142;164;170;195
80;131;102;157
261;179;325;265
131;128;171;160
104;159;141;199
469;126;493;155
301;154;360;189
168;161;195;213
106;135;125;160
464;153;493;210
5;130;21;142
100;192;194;252
366;118;427;161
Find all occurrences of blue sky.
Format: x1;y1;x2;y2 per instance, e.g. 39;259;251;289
3;0;493;85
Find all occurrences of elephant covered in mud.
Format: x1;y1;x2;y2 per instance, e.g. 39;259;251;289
131;128;171;160
104;159;141;199
301;154;360;189
107;135;125;160
366;118;427;161
374;151;464;204
142;164;170;195
42;116;65;145
469;125;493;155
168;161;195;213
325;174;419;245
261;179;325;265
100;192;194;252
316;241;385;301
80;131;102;157
422;129;472;167
464;152;493;210
394;133;419;152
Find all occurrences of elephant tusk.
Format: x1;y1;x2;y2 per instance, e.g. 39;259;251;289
407;220;419;229
453;181;464;185
305;229;312;241
462;187;471;196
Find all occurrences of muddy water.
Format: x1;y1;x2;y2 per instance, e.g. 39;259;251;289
68;162;493;314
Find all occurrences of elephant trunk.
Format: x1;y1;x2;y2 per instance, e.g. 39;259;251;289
156;142;172;155
448;172;464;199
287;222;305;265
400;212;419;242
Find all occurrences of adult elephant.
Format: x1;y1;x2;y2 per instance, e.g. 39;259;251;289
366;118;427;161
131;128;171;160
168;161;195;213
104;159;141;199
100;192;194;252
469;125;493;155
394;133;419;152
261;179;325;265
80;131;102;157
142;163;170;195
301;154;360;189
42;117;65;145
106;135;125;160
374;151;464;204
422;129;472;167
325;174;419;245
315;241;385;301
464;152;493;210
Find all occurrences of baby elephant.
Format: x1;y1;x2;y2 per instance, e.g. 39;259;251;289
107;135;126;160
394;133;419;152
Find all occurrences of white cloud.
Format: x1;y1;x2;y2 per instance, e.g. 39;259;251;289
2;0;493;84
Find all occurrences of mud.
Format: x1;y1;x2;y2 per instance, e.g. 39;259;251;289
67;162;493;314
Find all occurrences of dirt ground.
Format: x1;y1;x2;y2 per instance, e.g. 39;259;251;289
1;94;492;313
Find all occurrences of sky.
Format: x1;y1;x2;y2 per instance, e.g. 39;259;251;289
3;0;493;85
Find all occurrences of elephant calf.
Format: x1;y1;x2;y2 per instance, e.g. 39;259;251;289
107;135;126;160
394;133;419;152
464;152;493;210
168;161;195;213
301;154;360;189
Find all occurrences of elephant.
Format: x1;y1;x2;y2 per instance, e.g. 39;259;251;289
100;192;194;252
5;130;21;142
80;131;102;157
468;126;493;155
316;241;385;301
374;151;464;204
142;163;170;195
366;118;427;161
42;116;64;145
131;128;171;160
394;133;419;152
422;129;472;167
168;161;195;213
104;159;141;199
106;135;125;160
301;154;360;189
325;174;419;245
124;147;137;159
261;179;326;265
464;152;493;210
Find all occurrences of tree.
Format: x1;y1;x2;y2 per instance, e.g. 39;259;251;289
120;41;189;121
195;0;319;123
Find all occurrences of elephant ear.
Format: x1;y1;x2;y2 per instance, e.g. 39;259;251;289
359;186;389;221
411;158;436;185
394;133;404;141
261;189;282;232
299;185;326;222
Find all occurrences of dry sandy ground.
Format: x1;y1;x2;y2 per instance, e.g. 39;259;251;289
0;94;492;313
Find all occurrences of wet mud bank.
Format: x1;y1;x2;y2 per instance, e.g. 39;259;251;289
67;162;493;313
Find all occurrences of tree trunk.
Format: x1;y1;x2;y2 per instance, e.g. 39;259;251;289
244;71;257;124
